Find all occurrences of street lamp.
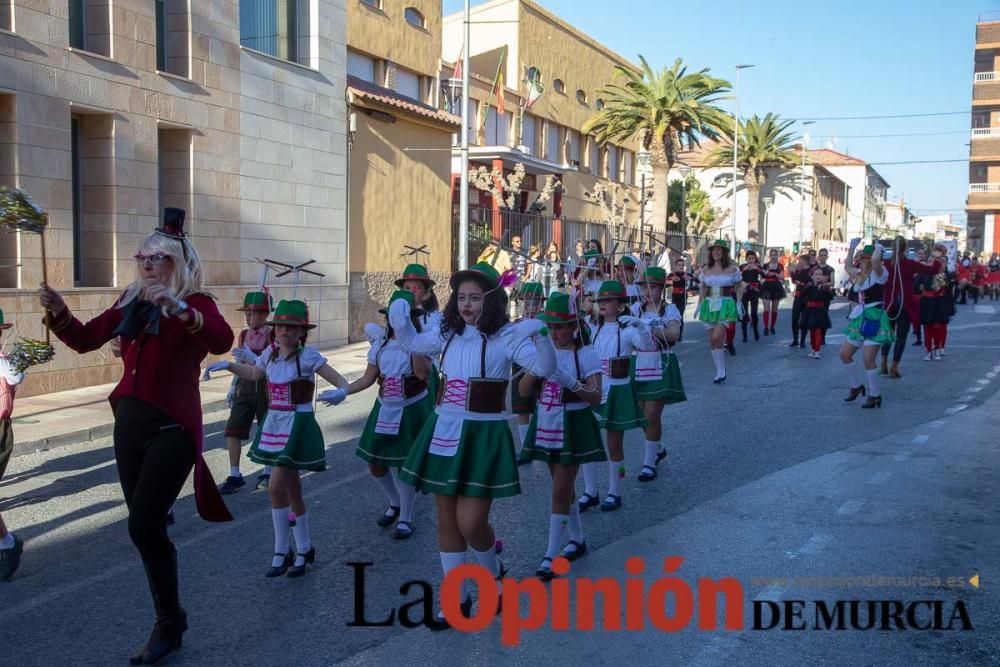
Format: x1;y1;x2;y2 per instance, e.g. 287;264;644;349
678;164;691;251
762;195;774;249
731;64;755;241
798;120;815;250
637;148;652;254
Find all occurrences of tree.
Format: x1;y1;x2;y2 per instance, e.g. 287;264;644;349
706;113;798;242
667;175;726;236
582;57;731;236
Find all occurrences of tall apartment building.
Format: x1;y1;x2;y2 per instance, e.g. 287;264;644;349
0;1;347;396
441;0;641;262
968;13;1000;254
345;0;460;341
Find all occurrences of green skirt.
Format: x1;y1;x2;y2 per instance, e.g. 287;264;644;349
427;365;440;404
599;382;647;432
634;352;687;404
521;408;607;465
355;395;435;468
698;297;738;324
248;411;326;472
844;306;895;345
398;415;520;498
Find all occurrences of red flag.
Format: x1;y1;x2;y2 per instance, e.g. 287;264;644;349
452;46;462;80
496;68;505;115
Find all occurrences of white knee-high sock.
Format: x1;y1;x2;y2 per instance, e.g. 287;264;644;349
711;349;726;378
517;423;529;446
581;462;599;497
292;512;312;565
608;459;625;496
866;367;882;397
439;551;470;616
471;544;502;596
844;360;863;388
271;506;291;566
545;514;568;559
391;468;416;523
643;440;660;468
374;472;400;508
567;503;584;543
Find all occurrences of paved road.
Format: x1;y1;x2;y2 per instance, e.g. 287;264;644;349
2;301;999;665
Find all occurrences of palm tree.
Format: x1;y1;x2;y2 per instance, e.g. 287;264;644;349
706;113;798;242
582;56;731;237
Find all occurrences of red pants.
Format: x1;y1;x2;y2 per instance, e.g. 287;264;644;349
923;323;948;351
810;329;823;352
725;323;736;345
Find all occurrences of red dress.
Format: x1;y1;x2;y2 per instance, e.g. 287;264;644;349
50;293;235;521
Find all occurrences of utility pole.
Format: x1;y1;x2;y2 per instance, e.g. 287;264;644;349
458;0;471;269
732;64;754;240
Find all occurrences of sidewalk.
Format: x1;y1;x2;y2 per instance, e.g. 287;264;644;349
9;342;373;455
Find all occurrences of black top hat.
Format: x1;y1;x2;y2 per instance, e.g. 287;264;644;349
156;207;186;240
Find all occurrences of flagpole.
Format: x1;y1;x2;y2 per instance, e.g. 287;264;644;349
459;0;471;270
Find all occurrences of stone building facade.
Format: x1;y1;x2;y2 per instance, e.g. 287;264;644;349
0;0;347;397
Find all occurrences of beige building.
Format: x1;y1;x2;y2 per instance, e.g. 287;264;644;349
441;0;642;264
345;0;460;341
968;14;1000;253
0;1;347;397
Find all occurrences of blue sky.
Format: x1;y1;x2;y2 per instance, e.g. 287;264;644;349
444;0;985;226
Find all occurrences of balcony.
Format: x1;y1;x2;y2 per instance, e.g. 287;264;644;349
968;183;1000;209
973;79;1000;104
975;71;998;82
978;20;1000;48
970;132;1000;159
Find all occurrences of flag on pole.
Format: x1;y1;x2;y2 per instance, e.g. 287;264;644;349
452;45;463;80
496;68;505;115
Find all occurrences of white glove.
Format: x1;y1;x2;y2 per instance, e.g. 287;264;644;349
318;388;347;406
618;315;648;331
501;318;546;343
387;299;411;336
202;360;230;381
364;322;385;342
550;367;580;390
231;348;255;364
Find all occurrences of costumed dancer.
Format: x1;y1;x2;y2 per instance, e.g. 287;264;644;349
816;248;836;345
739;250;763;342
576;280;651;513
513;281;546;463
789;254;812;349
219;290;273;494
760;249;786;335
517;292;605;578
878;237;942;379
918;245;952;361
0;309;26;581
340;291;434;539
840;240;893;409
694;240;744;384
633;267;684;482
800;265;832;359
666;257;691;342
617;255;642;310
390;262;556;630
206;299;349;578
39;209;235;664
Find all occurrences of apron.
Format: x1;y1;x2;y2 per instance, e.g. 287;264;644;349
597;323;629;404
535;348;585;449
257;350;311;453
635;309;665;382
373;344;418;436
428;333;494;458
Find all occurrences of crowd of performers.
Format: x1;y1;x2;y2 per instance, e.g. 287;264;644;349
0;206;996;661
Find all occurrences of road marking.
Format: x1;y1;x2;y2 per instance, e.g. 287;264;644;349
912;434;930;444
837;500;865;515
988;372;997;379
969;387;983;393
868;471;892;484
829;302;848;310
754;585;787;602
994;365;1000;372
958;396;973;403
929;420;945;428
946;405;968;415
974;305;996;314
798;533;833;555
894;451;912;462
977;379;990;385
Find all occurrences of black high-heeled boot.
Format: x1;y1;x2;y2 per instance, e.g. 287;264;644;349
843;385;866;402
131;552;187;664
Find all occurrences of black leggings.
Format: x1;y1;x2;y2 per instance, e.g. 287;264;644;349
672;296;686;341
791;297;807;345
880;312;911;363
114;398;196;564
740;292;760;338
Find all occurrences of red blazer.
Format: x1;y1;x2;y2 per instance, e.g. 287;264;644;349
50;292;235;522
884;258;942;329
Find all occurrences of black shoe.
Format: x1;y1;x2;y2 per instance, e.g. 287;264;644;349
754;329;760;341
713;375;726;384
265;551;295;578
912;339;922;346
600;494;623;512
577;493;599;512
789;341;799;348
129;609;187;665
742;334;748;343
655;447;667;466
218;475;246;495
376;506;400;528
843;385;866;402
561;540;587;562
255;474;271;490
429;596;473;631
0;533;23;581
861;396;882;409
763;328;770;336
536;557;555;581
287;547;316;578
637;465;657;482
726;343;736;356
393;520;415;540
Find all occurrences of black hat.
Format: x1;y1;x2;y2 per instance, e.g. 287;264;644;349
157;207;186;239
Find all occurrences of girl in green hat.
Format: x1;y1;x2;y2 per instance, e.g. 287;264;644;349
517;292;605;578
633;267;685;482
840;240;892;409
694;241;745;384
336;291;435;540
578;280;652;513
207;299;350;578
387;261;556;629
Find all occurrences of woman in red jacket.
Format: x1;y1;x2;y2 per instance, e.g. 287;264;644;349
38;209;234;665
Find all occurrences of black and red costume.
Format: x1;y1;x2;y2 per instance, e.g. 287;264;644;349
739;261;763;341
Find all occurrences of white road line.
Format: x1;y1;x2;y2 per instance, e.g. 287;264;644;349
829;302;848;310
837;500;865;515
969;387;983;393
974;305;996;314
994;365;1000;372
958;396;973;403
912;434;930;444
929;420;945;429
754;585;787;603
977;379;990;385
988;372;997;379
868;471;892;484
894;451;912;462
946;405;968;415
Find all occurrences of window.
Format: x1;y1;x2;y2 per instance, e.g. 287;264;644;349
69;0;112;56
589;137;601;175
520;114;537;154
622;150;633;185
240;0;297;62
607;145;619;181
567;130;581;166
156;1;190;77
526;67;541;83
468;99;479;144
347;50;376;82
576;90;587;105
395;68;420;100
404;7;425;28
360;0;382;7
547;123;562;162
1;1;11;32
595;99;604;111
158;128;193;248
553;78;565;94
70;113;115;287
484;108;509;146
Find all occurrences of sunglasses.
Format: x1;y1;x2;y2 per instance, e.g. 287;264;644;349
134;252;171;266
